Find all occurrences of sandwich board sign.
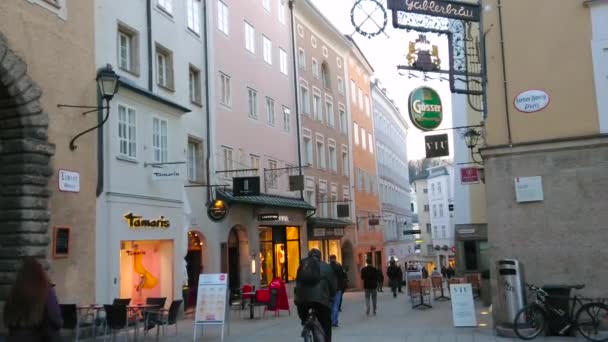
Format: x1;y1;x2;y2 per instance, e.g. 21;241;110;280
450;283;477;327
193;273;229;341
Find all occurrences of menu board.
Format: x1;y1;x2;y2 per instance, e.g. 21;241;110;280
195;274;228;325
450;283;477;327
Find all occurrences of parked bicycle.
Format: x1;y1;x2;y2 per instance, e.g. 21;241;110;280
514;283;608;341
301;308;326;342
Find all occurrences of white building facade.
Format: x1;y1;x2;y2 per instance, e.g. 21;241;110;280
95;0;207;307
427;165;455;269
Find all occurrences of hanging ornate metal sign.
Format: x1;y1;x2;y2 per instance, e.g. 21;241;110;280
350;0;388;38
409;87;443;131
406;34;441;72
387;0;481;22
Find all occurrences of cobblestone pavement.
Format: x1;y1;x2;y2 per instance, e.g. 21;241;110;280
152;290;586;342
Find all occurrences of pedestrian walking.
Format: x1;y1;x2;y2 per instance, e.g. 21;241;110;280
3;257;63;342
329;255;347;327
376;268;384;292
339;265;349;312
422;266;429;279
386;258;400;298
361;258;378;316
441;266;448;278
447;265;455;279
396;265;403;293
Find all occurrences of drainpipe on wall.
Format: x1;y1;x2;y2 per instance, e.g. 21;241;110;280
96;90;103;197
497;0;513;146
202;0;212;204
147;0;153;91
289;0;304;200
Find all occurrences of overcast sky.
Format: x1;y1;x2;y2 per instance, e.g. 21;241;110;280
309;0;454;161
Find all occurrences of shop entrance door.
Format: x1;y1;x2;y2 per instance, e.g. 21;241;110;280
228;247;239;291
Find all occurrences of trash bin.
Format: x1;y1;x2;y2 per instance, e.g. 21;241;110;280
542;285;576;336
496;259;526;327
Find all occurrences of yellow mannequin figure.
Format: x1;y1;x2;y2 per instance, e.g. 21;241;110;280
134;251;158;289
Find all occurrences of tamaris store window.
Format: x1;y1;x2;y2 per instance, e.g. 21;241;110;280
259;226;300;286
119;240;173;304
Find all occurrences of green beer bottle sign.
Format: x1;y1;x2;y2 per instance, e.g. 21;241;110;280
408;87;443;131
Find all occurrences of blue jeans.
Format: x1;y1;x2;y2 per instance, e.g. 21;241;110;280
332;290;342;325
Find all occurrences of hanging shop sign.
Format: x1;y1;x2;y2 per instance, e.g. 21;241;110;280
460;167;480;184
233;176;260;196
387;0;481;22
123;212;170;229
309;227;345;239
409;87;443;131
58;169;80;193
337;204;350;218
207;200;228;222
150;165;182;181
258;213;279;221
514;89;550;113
425;133;449;158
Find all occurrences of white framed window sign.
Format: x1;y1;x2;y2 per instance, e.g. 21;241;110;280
58;169;80;193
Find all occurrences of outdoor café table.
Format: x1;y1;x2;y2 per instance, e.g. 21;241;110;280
242;292;256;319
127;304;161;341
78;305;104;340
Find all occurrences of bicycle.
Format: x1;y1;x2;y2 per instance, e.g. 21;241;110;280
514;283;608;341
301;308;326;342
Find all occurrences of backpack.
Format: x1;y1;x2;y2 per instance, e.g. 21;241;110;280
296;256;321;287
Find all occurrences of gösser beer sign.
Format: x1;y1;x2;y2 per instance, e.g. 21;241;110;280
409;87;443;131
514;89;550;113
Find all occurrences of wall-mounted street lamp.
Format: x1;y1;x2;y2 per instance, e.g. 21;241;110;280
58;64;120;150
462;128;484;166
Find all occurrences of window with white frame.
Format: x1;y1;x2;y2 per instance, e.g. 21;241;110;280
438;182;442;194
263;36;272;64
312;59;319;78
217;0;229;35
298;48;306;69
300;83;310;114
316;137;326;169
328;140;337;172
118;25;139;74
118;105;136;158
433;205;437;218
268;159;278;188
189;65;202;104
156;44;174;90
361;127;367;150
313;92;322;122
245;22;255;53
337;77;345;95
358;88;363;110
350;80;356;103
188;138;204;182
187;0;201;35
220;72;231;106
305;189;315;206
157;0;173;14
368;133;374;154
330;191;338;218
248;87;258;118
222;146;233;173
431;183;435;195
250;154;260;173
321;63;331;89
341;146;349;176
439;204;444;217
278;0;286;24
279;48;288;75
339;105;347;134
326;98;334;127
303;131;313;166
442;226;446;238
353;122;359;145
364;95;370;116
263;0;271;11
266;97;275;126
282;106;290;132
152;117;168;163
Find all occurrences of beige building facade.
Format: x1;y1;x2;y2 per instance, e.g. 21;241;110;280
481;0;608;307
0;0;97;310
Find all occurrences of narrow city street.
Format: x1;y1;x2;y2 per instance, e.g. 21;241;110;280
158;291;586;342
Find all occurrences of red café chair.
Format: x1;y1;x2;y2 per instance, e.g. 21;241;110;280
251;289;270;317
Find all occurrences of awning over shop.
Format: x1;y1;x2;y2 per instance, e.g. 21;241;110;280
307;217;353;228
216;189;315;210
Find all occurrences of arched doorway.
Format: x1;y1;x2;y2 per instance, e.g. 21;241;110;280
341;240;355;289
223;226;249;293
0;36;53;301
185;231;206;310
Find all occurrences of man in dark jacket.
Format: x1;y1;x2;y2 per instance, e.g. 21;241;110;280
329;255;347;327
360;258;378;315
376;268;384;292
386;258;400;298
295;249;337;342
396;265;403;293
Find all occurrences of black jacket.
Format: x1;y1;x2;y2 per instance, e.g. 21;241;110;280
330;261;348;291
387;265;400;281
361;265;378;289
294;257;337;309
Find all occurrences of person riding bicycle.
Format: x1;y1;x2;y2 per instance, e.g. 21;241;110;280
295;249;337;342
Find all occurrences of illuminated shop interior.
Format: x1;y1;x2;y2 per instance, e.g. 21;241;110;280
259;226;300;286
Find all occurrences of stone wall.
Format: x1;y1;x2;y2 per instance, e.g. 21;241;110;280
0;34;54;299
484;138;608;325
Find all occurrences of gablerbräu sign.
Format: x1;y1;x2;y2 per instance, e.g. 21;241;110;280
387;0;481;22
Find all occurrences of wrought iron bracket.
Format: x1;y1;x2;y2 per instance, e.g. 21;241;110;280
58;100;111;151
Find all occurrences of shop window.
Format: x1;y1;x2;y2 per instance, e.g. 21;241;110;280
307;240;342;264
259;226;300;286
